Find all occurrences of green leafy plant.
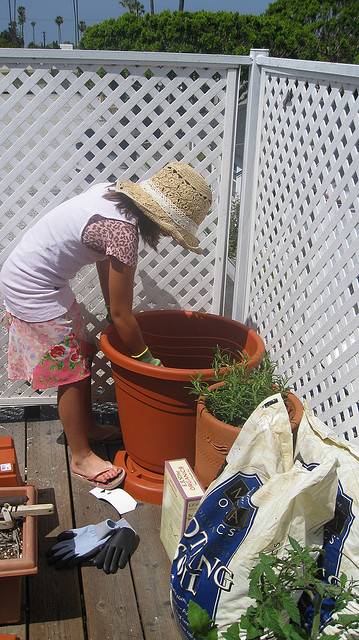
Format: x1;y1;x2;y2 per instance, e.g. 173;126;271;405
190;349;291;428
187;537;359;640
188;600;238;640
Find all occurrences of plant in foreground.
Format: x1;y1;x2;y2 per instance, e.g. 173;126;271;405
187;537;359;640
190;349;291;428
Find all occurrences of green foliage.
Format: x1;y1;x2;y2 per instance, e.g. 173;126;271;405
120;0;145;18
240;537;359;639
17;6;26;41
79;5;359;63
190;350;291;428
222;623;240;639
80;14;145;52
188;601;218;639
187;538;359;640
79;10;306;57
0;28;22;48
266;0;359;63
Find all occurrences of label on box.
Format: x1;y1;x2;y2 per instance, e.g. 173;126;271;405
167;459;204;498
160;459;204;561
0;463;12;472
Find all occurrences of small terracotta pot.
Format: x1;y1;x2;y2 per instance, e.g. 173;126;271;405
0;436;23;487
100;310;265;503
0;485;38;624
194;383;303;489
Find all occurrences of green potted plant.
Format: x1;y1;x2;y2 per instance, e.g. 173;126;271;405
187;537;359;640
191;350;303;488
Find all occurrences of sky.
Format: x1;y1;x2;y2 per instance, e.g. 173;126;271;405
1;0;271;46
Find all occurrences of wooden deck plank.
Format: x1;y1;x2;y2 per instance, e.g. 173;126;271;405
26;419;85;640
0;417;27;639
71;443;145;640
129;503;182;640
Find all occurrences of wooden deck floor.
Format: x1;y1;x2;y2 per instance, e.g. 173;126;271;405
0;407;183;640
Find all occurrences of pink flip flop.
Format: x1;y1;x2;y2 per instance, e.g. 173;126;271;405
72;463;125;490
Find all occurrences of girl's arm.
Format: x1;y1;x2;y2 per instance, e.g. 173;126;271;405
107;256;146;356
96;258;110;308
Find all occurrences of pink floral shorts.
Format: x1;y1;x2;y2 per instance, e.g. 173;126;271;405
5;302;95;390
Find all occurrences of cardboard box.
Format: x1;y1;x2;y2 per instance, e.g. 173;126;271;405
160;459;204;561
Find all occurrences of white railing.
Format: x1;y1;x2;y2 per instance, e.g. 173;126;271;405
234;54;359;444
0;48;358;449
0;48;248;405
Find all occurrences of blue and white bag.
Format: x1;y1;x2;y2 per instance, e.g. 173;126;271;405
294;405;359;633
171;395;338;639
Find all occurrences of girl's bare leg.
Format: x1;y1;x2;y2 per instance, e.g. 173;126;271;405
57;377;120;482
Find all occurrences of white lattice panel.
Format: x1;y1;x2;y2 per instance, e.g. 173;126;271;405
244;61;359;442
0;51;242;405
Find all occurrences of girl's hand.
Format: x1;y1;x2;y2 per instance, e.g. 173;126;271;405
132;346;163;366
140;352;163;366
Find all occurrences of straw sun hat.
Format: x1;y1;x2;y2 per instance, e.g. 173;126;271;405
115;162;212;254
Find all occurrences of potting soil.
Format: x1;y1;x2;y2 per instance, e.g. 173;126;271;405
0;523;23;559
170;394;338;639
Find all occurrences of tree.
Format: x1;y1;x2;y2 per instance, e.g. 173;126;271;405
31;20;36;44
0;27;22;47
7;0;17;44
55;16;64;43
265;0;359;63
179;0;185;10
149;0;155;15
120;0;145;17
17;5;25;43
78;20;87;37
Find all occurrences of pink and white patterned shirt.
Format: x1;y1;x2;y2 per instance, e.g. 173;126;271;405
82;215;139;268
0;182;139;322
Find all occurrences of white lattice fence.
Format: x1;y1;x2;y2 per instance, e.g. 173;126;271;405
235;56;359;443
0;50;246;405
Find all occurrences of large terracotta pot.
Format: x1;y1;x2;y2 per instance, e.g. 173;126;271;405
195;383;303;489
0;485;38;624
100;310;265;503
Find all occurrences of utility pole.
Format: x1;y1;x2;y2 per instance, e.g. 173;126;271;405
72;0;79;46
42;30;46;47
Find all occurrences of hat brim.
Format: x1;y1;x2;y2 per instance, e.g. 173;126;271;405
115;180;203;255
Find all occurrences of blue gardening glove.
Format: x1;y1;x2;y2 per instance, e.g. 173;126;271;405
91;519;139;574
47;519;122;568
